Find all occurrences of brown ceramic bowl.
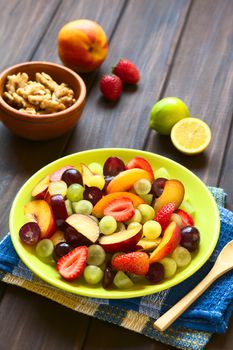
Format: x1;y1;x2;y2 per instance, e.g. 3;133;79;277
0;61;86;140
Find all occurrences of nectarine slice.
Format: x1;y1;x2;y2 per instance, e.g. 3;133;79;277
31;175;50;199
24;200;56;239
107;169;153;194
149;221;181;263
154;179;184;214
92;192;145;218
99;225;142;252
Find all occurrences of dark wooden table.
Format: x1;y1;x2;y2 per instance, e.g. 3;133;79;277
0;0;232;349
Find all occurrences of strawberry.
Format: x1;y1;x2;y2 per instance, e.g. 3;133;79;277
112;251;149;275
56;246;88;281
103;197;135;222
113;59;140;84
126;156;154;178
99;74;122;101
176;209;194;227
155;202;176;230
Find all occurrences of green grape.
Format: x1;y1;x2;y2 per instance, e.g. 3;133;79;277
143;220;162;239
139;194;153;205
170;213;182;227
127;273;147;284
172;246;192;267
99;215;117;235
84;265;104;284
127;222;142;230
179;199;195;215
88;175;105;190
72;200;93;215
88;162;103;175
87;244;106;266
154;167;170;179
67;184;84;202
116;222;126;232
137;204;155;223
36;239;54;259
160;257;177;278
134;178;152;195
65;199;73;216
126;209;142;224
113;271;134;289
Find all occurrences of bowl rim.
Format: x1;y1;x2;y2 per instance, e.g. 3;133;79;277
9;148;220;298
0;61;86;121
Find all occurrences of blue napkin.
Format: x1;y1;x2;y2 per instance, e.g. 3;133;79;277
0;187;232;350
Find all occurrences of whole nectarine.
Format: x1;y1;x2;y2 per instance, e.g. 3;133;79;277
58;19;108;73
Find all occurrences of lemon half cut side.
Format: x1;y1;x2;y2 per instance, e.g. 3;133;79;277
171;118;212;155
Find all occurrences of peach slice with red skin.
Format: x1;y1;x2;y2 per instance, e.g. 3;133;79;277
107;168;154;194
99;225;142;252
154;179;185;214
31;175;50;199
92;192;145;218
149;221;181;263
24;200;56;239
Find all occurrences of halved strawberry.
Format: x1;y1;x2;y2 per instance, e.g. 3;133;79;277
126;157;154;179
176;209;194;227
154;202;176;230
112;251;149;275
56;246;88;281
103;197;135;222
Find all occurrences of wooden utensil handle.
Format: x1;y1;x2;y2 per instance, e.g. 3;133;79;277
153;267;221;332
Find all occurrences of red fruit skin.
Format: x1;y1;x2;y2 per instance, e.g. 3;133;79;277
99;74;122;101
126;156;154;178
176;209;194;227
112;251;149;275
103;197;135;222
56;246;88;281
155;202;176;230
113;59;140;84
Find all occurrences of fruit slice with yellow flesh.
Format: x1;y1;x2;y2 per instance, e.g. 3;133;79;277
154;179;185;214
92;192;145;218
171;117;211;154
107;168;153;194
150;221;181;263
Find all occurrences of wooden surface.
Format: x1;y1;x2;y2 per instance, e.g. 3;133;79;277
0;0;232;349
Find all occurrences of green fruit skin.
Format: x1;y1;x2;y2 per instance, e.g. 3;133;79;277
150;97;190;135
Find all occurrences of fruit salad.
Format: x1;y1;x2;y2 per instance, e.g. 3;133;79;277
18;156;200;290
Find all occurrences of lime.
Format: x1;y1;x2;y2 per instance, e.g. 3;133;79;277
171;117;211;154
150;97;190;135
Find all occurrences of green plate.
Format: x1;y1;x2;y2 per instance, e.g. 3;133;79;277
9;148;220;299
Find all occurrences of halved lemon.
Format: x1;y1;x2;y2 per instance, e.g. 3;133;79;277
171;118;211;155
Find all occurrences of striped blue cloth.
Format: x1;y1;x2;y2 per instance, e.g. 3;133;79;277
0;187;232;350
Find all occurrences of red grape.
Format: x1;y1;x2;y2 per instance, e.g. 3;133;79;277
61;168;82;186
65;226;91;247
83;186;103;205
146;262;164;283
103;266;115;289
50;194;68;228
180;226;200;251
151;178;167;197
19;222;41;245
53;242;72;261
103;157;125;176
103;176;114;193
